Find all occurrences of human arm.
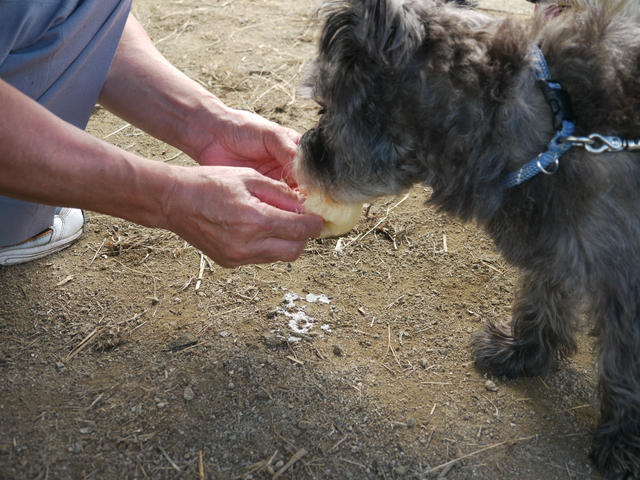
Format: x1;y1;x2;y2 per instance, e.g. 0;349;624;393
0;79;322;266
98;14;300;182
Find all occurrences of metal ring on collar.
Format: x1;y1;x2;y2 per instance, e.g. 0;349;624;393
537;156;559;175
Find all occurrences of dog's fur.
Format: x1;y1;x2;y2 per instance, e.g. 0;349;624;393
536;0;640;18
296;0;640;477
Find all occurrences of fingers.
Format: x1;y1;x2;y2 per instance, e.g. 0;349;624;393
213;189;323;265
245;174;325;240
245;174;304;212
206;236;309;268
262;206;324;242
164;165;323;267
190;212;320;268
258;119;301;179
281;128;302;185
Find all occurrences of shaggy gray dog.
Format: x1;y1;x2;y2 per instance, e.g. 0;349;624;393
296;0;640;478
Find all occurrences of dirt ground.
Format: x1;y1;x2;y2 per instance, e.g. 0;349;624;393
0;0;609;479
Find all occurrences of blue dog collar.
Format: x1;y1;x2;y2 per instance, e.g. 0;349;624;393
503;46;576;189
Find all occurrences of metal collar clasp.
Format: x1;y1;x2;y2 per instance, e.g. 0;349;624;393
561;134;640;153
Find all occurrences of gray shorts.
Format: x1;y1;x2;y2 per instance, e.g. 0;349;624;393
0;0;131;246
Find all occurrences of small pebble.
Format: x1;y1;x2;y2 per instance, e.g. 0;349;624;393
406;417;416;429
394;465;407;475
167;333;197;351
275;460;284;469
262;333;284;347
219;331;231;338
485;380;498;392
256;390;269;400
184;386;195;401
333;345;343;356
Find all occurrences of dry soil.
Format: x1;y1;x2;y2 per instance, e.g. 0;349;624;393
0;0;607;479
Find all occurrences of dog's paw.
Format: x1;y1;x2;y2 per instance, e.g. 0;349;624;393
593;427;640;480
470;321;556;378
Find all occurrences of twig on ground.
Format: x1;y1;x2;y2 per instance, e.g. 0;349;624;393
142;263;158;302
162;151;183;163
195;253;206;290
286;355;304;366
425;428;435;450
86;393;104;411
103;123;131;139
481;394;500;417
560;404;592;413
198;450;205;480
343;193;412;250
381;363;395;375
273;448;307;479
339;457;367;469
56;275;74;287
65;327;101;363
328;434;349;453
158;446;181;473
428;436;536;475
385;296;404;309
89;238;106;265
386;324;403;369
175;342;204;356
259;387;274;401
481;260;505;275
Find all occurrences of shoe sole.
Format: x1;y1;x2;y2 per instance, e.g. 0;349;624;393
0;227;84;266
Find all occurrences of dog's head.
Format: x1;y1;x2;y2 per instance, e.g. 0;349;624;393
298;0;432;201
296;0;547;219
296;0;640;221
296;0;437;201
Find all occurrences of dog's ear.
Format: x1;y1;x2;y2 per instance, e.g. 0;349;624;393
319;0;426;68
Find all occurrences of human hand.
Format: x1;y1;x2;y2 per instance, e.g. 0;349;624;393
162;165;323;267
192;108;302;186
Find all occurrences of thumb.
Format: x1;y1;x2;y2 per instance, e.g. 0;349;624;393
247;175;305;213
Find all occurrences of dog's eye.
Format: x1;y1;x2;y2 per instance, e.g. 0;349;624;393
315;98;327;115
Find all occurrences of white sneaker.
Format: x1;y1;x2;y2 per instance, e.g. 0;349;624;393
0;208;85;265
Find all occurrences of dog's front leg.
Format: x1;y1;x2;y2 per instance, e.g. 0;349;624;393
470;273;578;378
592;296;640;480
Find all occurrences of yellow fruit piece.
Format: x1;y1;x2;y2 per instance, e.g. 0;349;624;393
299;187;363;238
